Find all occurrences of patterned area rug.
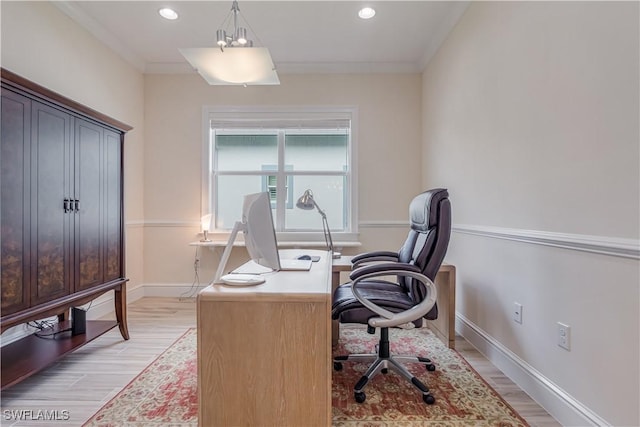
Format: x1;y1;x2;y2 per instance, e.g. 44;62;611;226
83;327;528;427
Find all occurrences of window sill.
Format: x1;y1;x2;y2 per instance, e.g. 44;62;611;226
189;240;361;249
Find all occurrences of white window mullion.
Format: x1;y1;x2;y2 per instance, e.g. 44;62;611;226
275;130;286;231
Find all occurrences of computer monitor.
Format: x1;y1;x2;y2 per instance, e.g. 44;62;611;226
242;192;280;271
212;192;313;285
212;192;280;283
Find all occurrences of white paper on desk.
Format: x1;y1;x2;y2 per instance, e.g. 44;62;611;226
232;260;273;275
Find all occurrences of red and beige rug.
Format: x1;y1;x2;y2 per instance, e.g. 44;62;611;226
83;327;528;427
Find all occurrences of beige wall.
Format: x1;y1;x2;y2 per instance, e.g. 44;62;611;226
1;1;146;292
143;73;423;284
422;2;639;425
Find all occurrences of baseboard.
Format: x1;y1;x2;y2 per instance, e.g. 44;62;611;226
127;282;146;304
455;313;610;427
84;282;145;320
0;323;36;347
142;283;207;298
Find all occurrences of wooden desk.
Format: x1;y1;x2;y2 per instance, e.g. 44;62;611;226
331;257;457;349
197;249;332;427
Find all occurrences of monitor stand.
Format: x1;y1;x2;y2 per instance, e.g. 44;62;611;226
219;273;265;286
212;221;244;284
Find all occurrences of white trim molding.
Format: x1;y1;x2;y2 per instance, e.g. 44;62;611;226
54;2;145;71
128;220;408;229
456;313;611;427
359;220;408;229
126;220;200;228
453;224;640;260
142;283;207;298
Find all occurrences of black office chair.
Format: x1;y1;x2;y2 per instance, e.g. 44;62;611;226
332;188;451;404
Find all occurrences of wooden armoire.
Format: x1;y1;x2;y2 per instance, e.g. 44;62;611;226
1;69;131;389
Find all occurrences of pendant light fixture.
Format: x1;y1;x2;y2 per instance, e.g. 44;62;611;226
179;0;279;86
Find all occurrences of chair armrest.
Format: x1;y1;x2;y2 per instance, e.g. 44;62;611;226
349;262;420;281
350;264;437;329
351;251;399;268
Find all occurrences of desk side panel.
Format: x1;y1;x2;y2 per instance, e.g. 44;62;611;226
426;265;456;349
198;300;330;427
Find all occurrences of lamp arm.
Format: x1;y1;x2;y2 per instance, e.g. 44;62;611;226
312;200;326;217
313;201;334;253
322;215;334;253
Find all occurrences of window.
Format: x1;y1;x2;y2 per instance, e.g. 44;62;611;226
203;106;358;242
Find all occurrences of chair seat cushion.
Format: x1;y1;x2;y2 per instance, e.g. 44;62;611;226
332;281;422;325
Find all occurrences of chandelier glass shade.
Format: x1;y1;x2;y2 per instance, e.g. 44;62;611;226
179;0;279;86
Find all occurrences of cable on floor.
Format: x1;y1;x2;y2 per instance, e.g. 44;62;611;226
180;246;201;301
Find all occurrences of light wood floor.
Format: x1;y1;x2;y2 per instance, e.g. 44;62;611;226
0;297;560;426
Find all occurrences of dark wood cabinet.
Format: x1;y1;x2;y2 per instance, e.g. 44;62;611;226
1;69;132;389
1;88;31;316
74;118;116;293
30;100;74;306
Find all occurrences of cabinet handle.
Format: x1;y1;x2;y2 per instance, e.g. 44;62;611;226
63;198;70;213
74;199;79;212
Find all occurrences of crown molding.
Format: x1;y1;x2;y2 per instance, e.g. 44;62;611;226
55;1;465;76
145;61;422;75
419;1;471;71
53;1;146;72
275;61;421;74
145;62;196;74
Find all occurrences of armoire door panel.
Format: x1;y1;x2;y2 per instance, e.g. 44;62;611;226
31;102;72;305
104;130;122;281
1;89;32;314
75;119;104;291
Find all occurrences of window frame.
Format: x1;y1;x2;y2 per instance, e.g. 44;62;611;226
261;164;293;209
202;105;359;243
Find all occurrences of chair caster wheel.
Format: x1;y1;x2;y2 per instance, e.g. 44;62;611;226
426;363;436;371
381;368;388;374
423;394;435;404
355;391;366;403
334;362;343;371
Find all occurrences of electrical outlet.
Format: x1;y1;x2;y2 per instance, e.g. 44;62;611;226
513;302;523;324
557;322;571;350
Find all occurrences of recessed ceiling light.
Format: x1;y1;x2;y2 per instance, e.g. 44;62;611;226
358;7;376;20
159;8;179;20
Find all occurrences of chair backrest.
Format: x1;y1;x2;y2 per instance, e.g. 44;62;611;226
397;189;451;318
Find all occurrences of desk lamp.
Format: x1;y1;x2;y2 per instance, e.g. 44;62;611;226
200;214;213;242
296;189;341;259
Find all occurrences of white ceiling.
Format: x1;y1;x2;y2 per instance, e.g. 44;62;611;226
55;1;469;75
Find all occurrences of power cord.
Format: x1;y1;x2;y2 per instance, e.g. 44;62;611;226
28;319;56;330
35;327;72;339
29;318;70;339
29;300;94;339
179;246;201;301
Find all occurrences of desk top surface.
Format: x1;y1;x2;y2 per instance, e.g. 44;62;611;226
198;249;331;303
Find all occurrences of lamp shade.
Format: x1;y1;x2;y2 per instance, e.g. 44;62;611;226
179;47;279;86
296;190;316;210
201;214;213;232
